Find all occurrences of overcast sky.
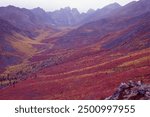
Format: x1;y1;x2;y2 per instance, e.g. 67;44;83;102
0;0;139;12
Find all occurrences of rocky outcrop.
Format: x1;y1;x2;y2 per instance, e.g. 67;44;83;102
49;7;81;26
106;81;150;100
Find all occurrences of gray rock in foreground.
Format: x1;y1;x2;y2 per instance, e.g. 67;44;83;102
106;81;150;100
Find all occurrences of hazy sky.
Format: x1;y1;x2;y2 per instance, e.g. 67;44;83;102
0;0;139;12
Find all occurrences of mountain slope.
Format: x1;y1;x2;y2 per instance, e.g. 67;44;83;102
79;3;121;24
54;12;150;50
31;7;55;26
0;18;24;69
0;6;55;31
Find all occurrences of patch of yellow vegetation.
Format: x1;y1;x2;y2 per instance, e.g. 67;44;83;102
7;34;37;57
129;48;150;56
110;48;150;62
7;29;58;57
3;62;28;75
119;55;150;67
86;43;101;52
34;29;52;42
110;53;122;57
39;69;113;78
34;28;67;43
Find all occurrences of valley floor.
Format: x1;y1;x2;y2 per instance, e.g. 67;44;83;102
0;42;149;99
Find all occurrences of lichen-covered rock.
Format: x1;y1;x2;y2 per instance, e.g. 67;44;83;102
106;81;150;100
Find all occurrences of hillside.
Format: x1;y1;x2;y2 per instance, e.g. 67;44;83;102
0;5;55;31
0;12;59;70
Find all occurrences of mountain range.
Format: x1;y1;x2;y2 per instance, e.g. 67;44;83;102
0;0;149;99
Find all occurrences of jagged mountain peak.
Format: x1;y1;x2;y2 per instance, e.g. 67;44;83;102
32;7;46;13
87;8;95;14
101;2;121;10
57;7;80;13
72;8;80;14
59;7;72;11
6;5;19;9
